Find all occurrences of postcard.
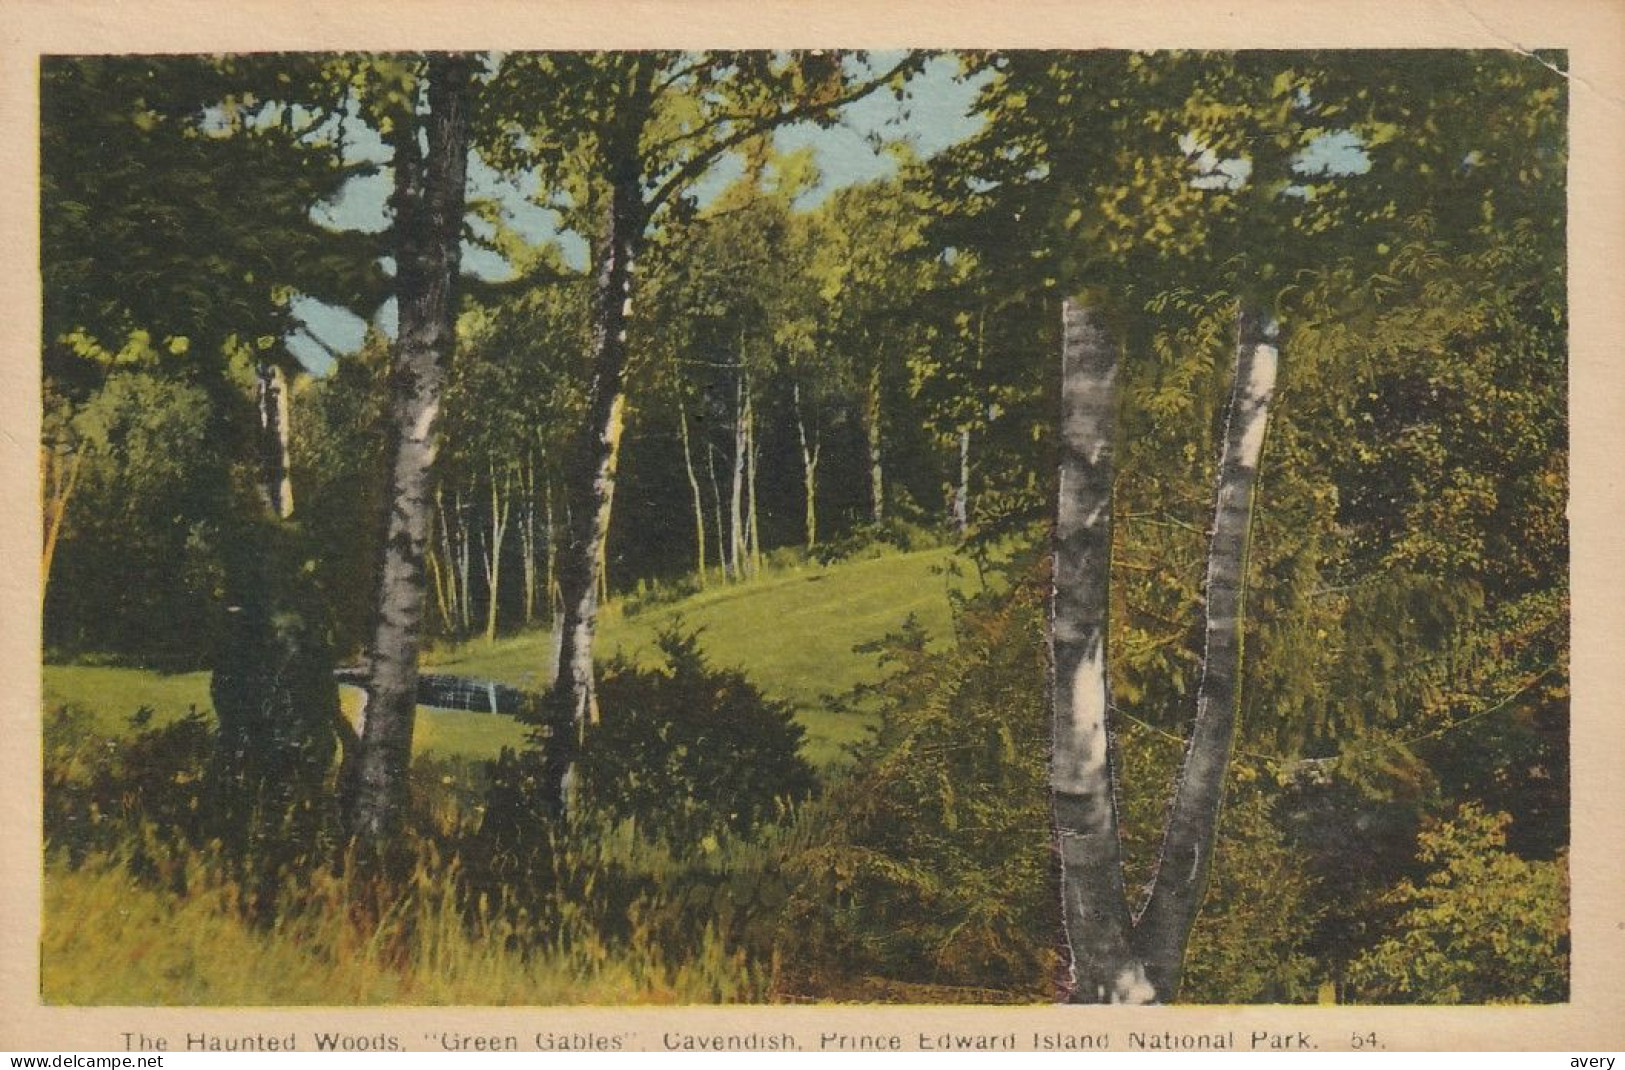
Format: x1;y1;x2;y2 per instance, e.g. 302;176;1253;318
3;0;1623;1053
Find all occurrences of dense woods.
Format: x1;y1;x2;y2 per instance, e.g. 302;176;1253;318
41;49;1568;1005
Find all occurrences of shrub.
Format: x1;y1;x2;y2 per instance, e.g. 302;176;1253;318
1347;805;1568;1003
579;627;818;849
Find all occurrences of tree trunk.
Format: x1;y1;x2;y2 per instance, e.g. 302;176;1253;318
1133;309;1279;1000
544;475;558;624
954;425;971;537
1050;298;1151;1005
520;454;537;624
865;363;885;525
427;498;455;633
793;381;819;551
708;440;730;582
679;404;707;586
541;102;650;812
483;461;511;645
343;55;471;841
745;374;762;577
255;360;295;519
433;488;459;631
455;487;473;635
731;370;747;578
41;443;83;597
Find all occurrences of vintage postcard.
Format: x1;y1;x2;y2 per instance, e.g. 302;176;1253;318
3;0;1623;1054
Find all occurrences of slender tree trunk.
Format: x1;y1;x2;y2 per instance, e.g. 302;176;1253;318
434;487;459;631
730;370;748;578
427;502;455;633
344;55;471;841
455;487;473;635
1134;310;1279;1000
1050;298;1151;1005
954;425;971;537
708;441;730;582
483;461;512;645
543;475;558;624
41;444;83;596
793;381;819;551
865;363;885;525
744;375;762;577
679;404;707;586
520;455;537;625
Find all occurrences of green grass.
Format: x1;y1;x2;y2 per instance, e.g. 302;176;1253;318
43;546;967;770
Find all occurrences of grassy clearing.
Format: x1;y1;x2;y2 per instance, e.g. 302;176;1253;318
432;547;966;768
44;546;967;770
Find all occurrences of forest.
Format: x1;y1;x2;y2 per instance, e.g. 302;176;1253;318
40;49;1568;1005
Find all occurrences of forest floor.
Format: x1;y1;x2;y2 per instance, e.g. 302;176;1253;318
43;544;966;770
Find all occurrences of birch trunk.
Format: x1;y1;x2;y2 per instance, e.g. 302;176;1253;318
954;426;971;537
434;488;459;631
255;361;295;519
865;363;884;525
679;405;708;586
1050;298;1151;1004
344;55;471;841
427;501;454;633
709;441;730;582
793;381;819;551
483;462;512;645
1134;310;1279;1000
744;377;762;577
729;371;748;579
542;77;652;810
520;456;537;624
455;488;473;635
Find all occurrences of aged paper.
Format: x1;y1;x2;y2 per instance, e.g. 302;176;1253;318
3;0;1622;1052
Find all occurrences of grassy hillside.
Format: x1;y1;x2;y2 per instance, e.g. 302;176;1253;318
43;546;965;770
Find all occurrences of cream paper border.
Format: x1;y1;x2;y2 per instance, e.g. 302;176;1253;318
2;0;1621;1052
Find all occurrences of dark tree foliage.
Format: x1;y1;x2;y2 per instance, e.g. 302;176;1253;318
579;628;818;848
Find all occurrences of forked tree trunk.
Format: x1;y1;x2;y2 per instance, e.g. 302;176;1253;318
1049;299;1279;1004
343;55;471;841
1050;298;1149;1004
1133;310;1280;1000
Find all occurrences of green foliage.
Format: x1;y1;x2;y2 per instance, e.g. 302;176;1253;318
579;628;818;848
778;574;1057;1000
44;703;214;865
1177;789;1321;1003
1347;806;1568;1003
45;372;227;669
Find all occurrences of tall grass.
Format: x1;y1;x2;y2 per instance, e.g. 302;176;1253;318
43;836;770;1005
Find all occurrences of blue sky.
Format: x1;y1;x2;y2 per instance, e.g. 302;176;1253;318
285;53;1373;374
286;54;990;373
